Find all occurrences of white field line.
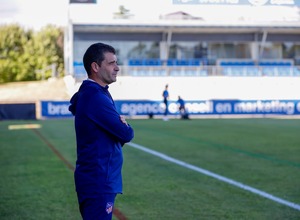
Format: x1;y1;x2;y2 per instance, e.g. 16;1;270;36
127;142;300;211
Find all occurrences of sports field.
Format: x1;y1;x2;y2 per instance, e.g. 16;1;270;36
0;118;299;220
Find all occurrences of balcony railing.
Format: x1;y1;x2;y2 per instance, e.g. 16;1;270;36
73;59;300;79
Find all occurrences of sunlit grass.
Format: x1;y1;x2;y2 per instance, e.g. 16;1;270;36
0;118;299;220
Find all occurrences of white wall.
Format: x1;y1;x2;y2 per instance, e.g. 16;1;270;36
108;76;300;101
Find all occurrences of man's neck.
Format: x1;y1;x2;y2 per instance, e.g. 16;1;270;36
87;77;107;87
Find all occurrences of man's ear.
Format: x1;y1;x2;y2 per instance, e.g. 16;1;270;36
91;62;99;72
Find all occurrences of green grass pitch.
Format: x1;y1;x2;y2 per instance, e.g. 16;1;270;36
0;118;299;220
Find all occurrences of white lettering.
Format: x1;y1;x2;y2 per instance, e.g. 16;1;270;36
270;0;295;5
234;101;294;115
47;103;70;115
215;103;232;113
120;103;164;115
297;102;300;112
169;103;178;114
185;101;213;113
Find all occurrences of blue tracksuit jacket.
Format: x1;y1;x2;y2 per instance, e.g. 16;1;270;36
69;80;134;201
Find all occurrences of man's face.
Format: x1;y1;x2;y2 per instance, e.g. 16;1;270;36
96;52;119;85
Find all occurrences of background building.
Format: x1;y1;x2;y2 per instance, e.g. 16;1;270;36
65;0;300;79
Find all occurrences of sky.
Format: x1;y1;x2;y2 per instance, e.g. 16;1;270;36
0;0;177;30
0;0;69;30
0;0;299;31
0;0;180;29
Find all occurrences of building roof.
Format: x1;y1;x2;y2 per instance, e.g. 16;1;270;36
68;2;300;34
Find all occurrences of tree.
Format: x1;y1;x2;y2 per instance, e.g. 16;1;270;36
31;25;64;80
0;24;64;82
0;24;32;82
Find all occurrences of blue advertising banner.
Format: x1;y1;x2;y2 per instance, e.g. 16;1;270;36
41;101;72;118
116;99;300;116
208;99;298;115
41;99;300;118
172;0;300;6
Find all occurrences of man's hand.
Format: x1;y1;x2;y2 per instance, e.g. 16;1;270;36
120;115;128;126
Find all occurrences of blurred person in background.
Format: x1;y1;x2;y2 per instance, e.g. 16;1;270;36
177;95;189;119
162;84;169;121
69;42;134;220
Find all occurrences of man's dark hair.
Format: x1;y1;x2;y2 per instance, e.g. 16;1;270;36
83;42;116;75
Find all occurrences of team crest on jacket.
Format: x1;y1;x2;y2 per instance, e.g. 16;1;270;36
106;202;114;214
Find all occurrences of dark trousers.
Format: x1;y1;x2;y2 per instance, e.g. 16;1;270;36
79;193;117;220
164;100;168;116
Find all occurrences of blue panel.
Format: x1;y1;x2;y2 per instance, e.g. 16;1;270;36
73;62;86;77
172;0;299;6
40;100;300;118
